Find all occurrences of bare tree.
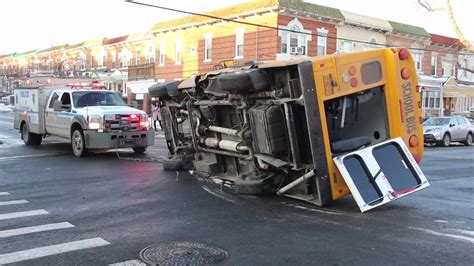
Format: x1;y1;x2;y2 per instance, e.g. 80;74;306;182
418;0;473;74
417;0;473;51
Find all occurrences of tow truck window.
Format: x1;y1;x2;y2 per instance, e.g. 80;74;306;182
60;92;71;106
72;92;127;107
48;92;59;108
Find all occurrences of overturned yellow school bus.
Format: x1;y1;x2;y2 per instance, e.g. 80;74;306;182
149;48;429;212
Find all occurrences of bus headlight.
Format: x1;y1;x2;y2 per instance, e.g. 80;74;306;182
88;115;103;130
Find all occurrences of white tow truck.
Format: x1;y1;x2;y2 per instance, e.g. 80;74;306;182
13;81;154;157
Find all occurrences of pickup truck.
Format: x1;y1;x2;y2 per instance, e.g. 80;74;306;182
13;86;154;157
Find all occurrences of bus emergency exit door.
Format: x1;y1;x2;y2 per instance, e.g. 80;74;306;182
333;137;430;212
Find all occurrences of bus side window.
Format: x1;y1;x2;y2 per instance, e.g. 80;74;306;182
49;92;59;109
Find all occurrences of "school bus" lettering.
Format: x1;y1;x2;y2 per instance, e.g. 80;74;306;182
402;82;417;134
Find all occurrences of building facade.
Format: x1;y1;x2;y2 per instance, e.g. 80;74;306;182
1;0;473;116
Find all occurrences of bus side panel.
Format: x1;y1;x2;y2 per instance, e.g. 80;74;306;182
299;61;334;206
311;57;351;201
384;49;424;162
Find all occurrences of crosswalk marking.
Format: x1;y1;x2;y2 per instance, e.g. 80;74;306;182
0;192;10;196
0;237;110;264
109;259;146;266
0;199;29;206
0;222;74;238
0;209;49;221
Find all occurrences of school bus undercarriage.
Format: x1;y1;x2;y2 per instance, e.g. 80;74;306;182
149;48;429;212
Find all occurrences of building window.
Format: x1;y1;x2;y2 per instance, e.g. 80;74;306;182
411;52;422;71
441;55;454;77
289;25;306;55
111;51;116;69
235;28;244;59
119;48;130;69
423;91;440;108
159;41;165;66
145;42;155;64
317;28;328;56
341;41;353;53
431;54;438;76
175;39;183;64
204;33;213;62
98;48;106;68
278;18;311;56
136;50;141;65
46;59;53;72
281;36;288;54
90;52;95;68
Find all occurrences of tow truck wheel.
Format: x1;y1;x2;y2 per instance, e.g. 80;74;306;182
132;146;147;154
71;129;87;157
21;122;42;145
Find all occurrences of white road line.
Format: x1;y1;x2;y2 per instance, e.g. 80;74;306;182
0;222;74;238
0;192;10;196
201;186;236;203
0;153;65;161
0;199;29;206
0;237;110;264
109;259;146;266
0;210;49;221
409;227;474;244
449;228;474;237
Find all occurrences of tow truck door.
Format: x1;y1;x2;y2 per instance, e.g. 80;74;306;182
56;92;73;138
333;137;430;212
45;91;60;135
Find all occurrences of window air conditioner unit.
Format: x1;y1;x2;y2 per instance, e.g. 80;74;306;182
290;47;304;55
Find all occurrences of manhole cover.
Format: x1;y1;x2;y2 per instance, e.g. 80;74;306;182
139;242;227;265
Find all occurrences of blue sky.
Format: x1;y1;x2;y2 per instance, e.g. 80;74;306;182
0;0;472;54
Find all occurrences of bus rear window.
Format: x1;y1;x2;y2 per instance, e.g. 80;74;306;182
325;86;389;154
361;61;382;84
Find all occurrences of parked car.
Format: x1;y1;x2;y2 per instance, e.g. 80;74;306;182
423;116;473;146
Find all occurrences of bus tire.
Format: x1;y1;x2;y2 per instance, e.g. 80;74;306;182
234;176;265;195
162;157;193;170
217;69;269;93
148;83;168;97
71;128;87;157
21;122;42;145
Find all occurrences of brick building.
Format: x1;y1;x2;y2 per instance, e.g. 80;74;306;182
1;0;473;116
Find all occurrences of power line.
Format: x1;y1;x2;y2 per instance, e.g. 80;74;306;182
125;0;473;57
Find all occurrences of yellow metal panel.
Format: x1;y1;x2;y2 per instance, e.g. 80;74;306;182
310;48;424;201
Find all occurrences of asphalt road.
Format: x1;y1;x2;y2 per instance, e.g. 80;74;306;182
0;112;473;265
